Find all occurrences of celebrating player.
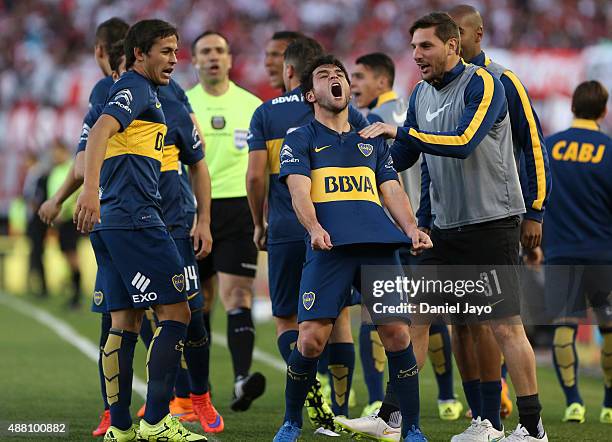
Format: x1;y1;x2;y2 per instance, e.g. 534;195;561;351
543;81;612;424
272;54;432;442
74;19;206;442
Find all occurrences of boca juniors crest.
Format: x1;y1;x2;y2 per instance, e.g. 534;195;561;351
93;290;104;306
302;291;316;310
357;143;373;157
172;274;185;292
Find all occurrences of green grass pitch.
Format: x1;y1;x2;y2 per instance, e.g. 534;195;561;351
0;292;608;441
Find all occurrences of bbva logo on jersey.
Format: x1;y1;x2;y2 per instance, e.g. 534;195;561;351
358;143;373;157
324;175;375;195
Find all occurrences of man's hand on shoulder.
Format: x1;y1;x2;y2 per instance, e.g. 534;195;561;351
359;122;398;140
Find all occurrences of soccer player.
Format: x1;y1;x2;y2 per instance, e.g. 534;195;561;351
248;37;368;429
37;17;129;438
74;19;206;441
264;31;303;92
348;52;462;422
360;12;549;442
186;31;266;411
272;54;432;442
543;81;612;424
422;3;550;425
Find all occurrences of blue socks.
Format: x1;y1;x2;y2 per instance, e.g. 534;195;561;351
552;325;582;406
103;328;138;431
462;379;482;418
428;323;454;400
183;311;210;395
359;324;385;403
481;380;502;430
284;348;318;427
386;343;420;438
277;330;299;364
144;320;187;425
329;342;355;416
318;344;330;377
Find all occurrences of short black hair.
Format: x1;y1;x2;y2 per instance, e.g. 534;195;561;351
409;12;460;54
355;52;395;87
124;19;178;69
271;30;304;42
95;17;129;54
284;37;325;80
109;40;125;72
301;54;349;108
191;31;230;55
572;80;608;120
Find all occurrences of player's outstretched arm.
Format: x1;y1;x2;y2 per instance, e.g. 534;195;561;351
286;174;332;251
380;179;432;254
74;114;119;233
246;150;268;251
39;160;83;225
189;159;213;259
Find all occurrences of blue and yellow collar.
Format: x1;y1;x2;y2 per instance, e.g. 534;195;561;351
468;51;491;68
571;118;600;131
432;61;465;90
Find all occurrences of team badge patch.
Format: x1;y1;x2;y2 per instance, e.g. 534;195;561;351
172;274;185;292
302;291;316;310
211;116;226;129
93;290;104;306
358;143;373;157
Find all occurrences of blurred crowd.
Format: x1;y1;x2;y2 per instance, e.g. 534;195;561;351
1;0;610;107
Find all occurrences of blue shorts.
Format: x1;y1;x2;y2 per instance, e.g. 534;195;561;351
268;241;306;317
545;257;612;321
90;227;187;313
173;237;204;311
298;243;403;323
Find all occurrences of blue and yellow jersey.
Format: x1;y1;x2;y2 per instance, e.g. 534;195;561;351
279;119;410;247
248;86;369;244
543;119;612;260
89;75;114;108
158;84;203;239
95;70;167;230
179;164;196;220
77;103;103;154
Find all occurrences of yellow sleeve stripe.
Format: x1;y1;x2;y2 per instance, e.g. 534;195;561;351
407;69;494;146
503;70;546;211
266;138;284;174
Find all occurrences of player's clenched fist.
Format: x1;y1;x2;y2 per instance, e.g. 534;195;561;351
407;225;433;255
309;224;333;251
358;122;398;140
74;188;100;233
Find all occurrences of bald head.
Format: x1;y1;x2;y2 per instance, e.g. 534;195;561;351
448;4;483;62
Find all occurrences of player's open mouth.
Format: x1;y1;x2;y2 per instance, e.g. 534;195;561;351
208;64;220;74
417;63;430;73
162;68;174;76
331;82;343;98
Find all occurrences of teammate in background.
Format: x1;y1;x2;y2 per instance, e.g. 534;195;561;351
46;139;82;308
543;81;612;424
74;19;206;441
360;12;548;442
264;31;303;93
272;54;432;442
187;31;266;411
414;3;549;425
37;17;129;438
248;37;369;431
348;52;462;422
